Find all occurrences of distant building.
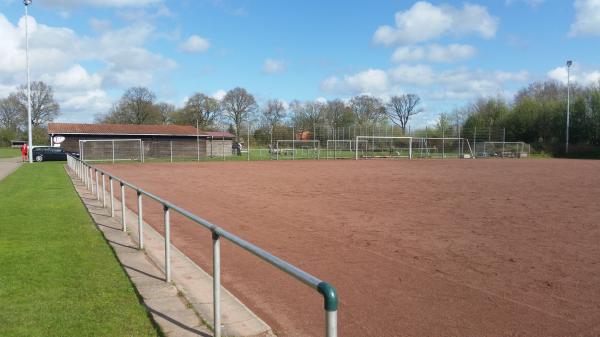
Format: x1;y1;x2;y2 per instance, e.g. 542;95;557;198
48;123;235;158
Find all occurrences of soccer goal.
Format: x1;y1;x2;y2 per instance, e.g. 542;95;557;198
275;140;320;160
355;136;413;159
411;137;474;159
79;139;143;163
480;141;530;158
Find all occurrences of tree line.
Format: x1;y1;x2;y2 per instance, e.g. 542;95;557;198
95;86;424;141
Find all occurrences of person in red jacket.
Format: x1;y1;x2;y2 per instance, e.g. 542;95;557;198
21;143;28;162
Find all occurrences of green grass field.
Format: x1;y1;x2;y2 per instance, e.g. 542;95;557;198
0;163;160;337
0;147;20;158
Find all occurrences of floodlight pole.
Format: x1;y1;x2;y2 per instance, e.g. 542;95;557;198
24;0;33;163
565;60;572;154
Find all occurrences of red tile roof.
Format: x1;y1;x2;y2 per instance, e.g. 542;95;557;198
48;123;235;138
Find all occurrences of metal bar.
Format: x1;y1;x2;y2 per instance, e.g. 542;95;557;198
102;173;106;208
137;191;144;250
121;182;126;232
109;177;114;217
213;232;221;337
327;311;337;337
95;170;100;200
164;205;171;283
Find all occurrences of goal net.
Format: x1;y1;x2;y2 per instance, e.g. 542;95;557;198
355;136;413;159
411;137;474;159
326;139;368;159
79;139;143;163
275;140;320;160
479;142;529;158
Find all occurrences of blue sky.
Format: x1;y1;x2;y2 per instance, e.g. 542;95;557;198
0;0;599;127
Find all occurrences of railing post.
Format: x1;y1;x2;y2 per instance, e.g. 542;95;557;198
120;182;126;232
101;173;106;208
318;282;339;337
109;177;114;217
89;167;93;191
213;232;221;337
137;191;144;249
95;170;100;200
164;205;171;282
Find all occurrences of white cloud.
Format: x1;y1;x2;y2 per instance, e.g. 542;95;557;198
547;64;600;85
321;69;388;94
570;0;600;37
374;1;498;46
212;89;227;100
262;59;285;74
0;12;177;121
321;65;528;100
41;0;161;8
391;44;476;63
179;35;210;53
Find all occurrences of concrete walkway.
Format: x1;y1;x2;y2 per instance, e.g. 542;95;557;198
0;157;22;181
66;166;274;337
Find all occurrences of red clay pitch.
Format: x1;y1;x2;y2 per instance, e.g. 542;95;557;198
99;159;600;337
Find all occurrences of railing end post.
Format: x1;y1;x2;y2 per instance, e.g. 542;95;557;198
317;281;338;312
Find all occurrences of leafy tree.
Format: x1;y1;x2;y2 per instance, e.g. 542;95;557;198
97;87;161;124
0;94;23;130
351;95;385;127
178;93;220;128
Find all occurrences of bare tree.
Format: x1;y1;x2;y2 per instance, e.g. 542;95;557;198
15;81;60;127
290;100;325;133
0;94;24;130
386;94;423;133
175;93;221;128
156;102;175;124
221;87;257;140
261;99;286;130
351;95;385;126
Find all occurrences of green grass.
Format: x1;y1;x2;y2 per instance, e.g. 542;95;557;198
0;163;160;337
0;147;20;158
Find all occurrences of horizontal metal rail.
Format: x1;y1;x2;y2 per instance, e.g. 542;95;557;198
66;155;338;337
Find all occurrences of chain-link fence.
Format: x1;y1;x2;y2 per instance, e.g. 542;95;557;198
79;125;530;163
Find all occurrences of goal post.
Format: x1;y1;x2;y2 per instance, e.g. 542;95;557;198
355;136;413;160
79;139;143;163
411;137;474;159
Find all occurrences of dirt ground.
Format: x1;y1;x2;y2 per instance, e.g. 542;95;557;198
98;159;600;337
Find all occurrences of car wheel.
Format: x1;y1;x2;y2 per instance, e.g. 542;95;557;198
35;154;44;162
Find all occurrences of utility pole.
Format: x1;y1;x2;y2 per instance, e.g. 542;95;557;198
24;0;33;163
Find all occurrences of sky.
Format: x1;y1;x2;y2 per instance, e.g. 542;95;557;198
0;0;599;127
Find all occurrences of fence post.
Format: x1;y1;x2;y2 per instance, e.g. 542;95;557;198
137;191;144;250
109;177;114;217
213;232;221;337
112;139;115;164
473;127;477;158
89;168;93;192
170;140;173;163
121;182;127;232
164;205;171;282
102;173;106;208
95;170;100;201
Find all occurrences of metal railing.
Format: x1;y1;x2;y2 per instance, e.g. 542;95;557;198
66;155;338;337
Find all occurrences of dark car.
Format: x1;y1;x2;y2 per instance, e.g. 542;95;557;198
32;147;79;162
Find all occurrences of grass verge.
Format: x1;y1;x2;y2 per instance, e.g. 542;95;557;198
0;162;160;337
0;147;20;158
